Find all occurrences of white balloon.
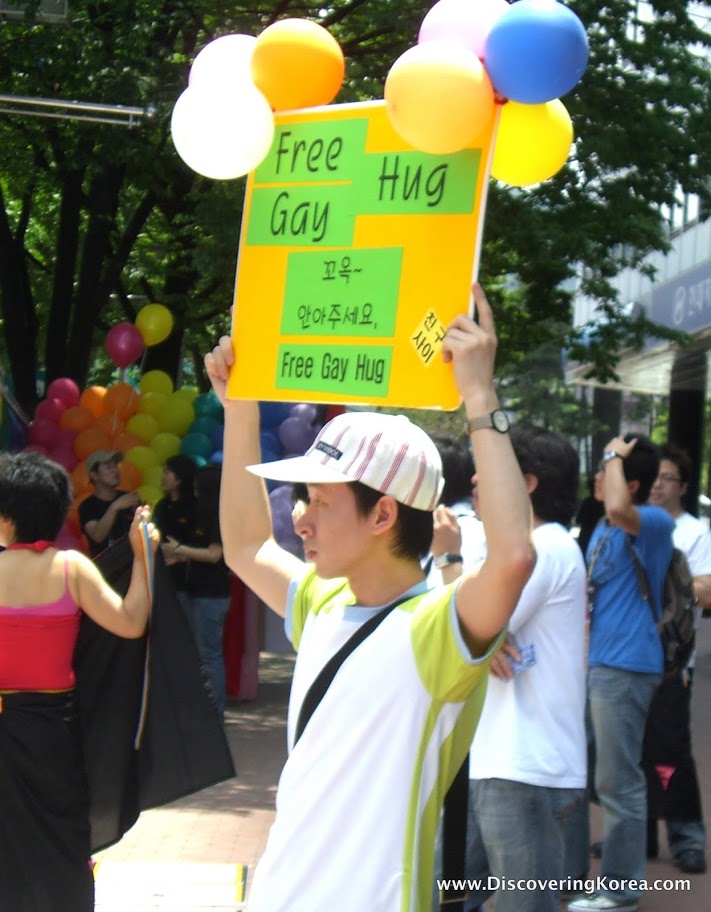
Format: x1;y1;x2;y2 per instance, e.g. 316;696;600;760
189;34;258;90
171;84;275;180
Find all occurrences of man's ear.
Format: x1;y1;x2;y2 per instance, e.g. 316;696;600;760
523;473;539;496
368;495;399;537
628;479;640;499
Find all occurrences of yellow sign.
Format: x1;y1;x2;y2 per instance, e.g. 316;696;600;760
228;100;497;409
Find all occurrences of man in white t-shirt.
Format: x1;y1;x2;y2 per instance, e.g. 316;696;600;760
439;425;587;912
645;443;711;874
204;284;536;912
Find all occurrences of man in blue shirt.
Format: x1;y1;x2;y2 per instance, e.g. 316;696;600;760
569;434;673;912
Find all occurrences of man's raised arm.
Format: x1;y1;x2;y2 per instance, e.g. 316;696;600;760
444;284;536;654
205;337;303;618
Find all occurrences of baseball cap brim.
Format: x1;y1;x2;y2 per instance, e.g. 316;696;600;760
246;455;352;486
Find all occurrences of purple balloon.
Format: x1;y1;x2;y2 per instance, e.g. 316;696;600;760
106;322;145;369
290;403;317;425
278;416;317;453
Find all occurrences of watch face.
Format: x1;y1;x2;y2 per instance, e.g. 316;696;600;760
492;410;509;432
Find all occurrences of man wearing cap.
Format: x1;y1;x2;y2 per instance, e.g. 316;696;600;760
205;284;536;912
79;451;141;557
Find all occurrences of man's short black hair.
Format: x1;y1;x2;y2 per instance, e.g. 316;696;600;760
349;481;433;562
430;433;474;507
509;424;579;526
659;442;693;487
622;433;659;504
0;451;71;542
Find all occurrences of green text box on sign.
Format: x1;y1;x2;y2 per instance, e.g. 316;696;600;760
276;344;393;398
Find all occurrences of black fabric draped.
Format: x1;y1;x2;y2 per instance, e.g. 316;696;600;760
0;539;236;910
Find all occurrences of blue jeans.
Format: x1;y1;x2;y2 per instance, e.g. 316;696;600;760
463;778;585;912
588;666;661;901
667;819;707;856
184;595;231;718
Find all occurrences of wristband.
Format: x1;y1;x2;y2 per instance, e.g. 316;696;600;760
433;553;463;570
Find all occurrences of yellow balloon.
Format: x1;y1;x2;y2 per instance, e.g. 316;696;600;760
150;431;182;463
140;370;174;398
174;386;199;404
140;391;167;419
136;304;174;347
126;412;159;443
492;99;573;187
125;445;160;474
156;397;194;437
385;41;494;155
138;484;163;506
251;18;345;111
141;464;164;489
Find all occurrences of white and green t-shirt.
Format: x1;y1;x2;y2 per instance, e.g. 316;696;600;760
247;569;502;912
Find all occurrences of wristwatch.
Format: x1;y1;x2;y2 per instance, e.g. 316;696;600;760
602;450;622;463
467;409;510;434
433;553;464;570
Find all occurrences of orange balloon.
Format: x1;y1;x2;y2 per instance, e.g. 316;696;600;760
119;459;142;491
74;427;110;461
103;382;141;420
60;406;95;433
80;386;106;418
95;412;126;440
66;499;82;533
70;464;91;500
112;431;145;453
251;18;345;111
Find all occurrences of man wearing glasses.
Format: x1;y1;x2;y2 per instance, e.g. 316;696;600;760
645;443;711;874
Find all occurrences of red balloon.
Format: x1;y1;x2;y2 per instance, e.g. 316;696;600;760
28;418;60;449
55;428;78;449
106;322;145;369
46;377;80;408
54;520;85;552
34;397;67;424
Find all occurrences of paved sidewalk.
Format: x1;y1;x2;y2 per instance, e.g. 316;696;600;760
96;626;711;911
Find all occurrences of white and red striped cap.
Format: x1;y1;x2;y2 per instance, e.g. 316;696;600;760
247;411;444;512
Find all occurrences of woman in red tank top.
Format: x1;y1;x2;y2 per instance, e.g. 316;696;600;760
0;451;159;912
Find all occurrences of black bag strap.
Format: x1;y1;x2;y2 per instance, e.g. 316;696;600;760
625;534;658;622
294;594;411;745
440;759;469;910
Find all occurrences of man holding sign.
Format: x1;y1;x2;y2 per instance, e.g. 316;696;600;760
204;284;535;912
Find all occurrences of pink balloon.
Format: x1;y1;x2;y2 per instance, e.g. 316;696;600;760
35;397;67;424
28;418;60;449
50;447;78;472
55;428;78;449
46;377;80;408
54;520;85;552
419;0;509;58
106;322;145;369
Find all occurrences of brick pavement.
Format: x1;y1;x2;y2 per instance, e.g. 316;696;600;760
96;627;711;911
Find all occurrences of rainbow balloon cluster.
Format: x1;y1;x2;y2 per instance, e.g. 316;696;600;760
171;19;345;180
385;0;588;185
172;0;587;188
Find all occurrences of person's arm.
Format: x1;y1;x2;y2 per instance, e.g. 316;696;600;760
164;535;223;565
430;505;464;585
204;339;303;618
443;284;536;655
83;491;141;546
600;435;640;535
693;575;711;611
74;506;159;638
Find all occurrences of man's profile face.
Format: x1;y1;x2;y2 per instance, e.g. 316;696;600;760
292;482;376;580
93;460;120;488
649;459;684;514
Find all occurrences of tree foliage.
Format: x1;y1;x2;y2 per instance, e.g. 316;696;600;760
0;0;709;416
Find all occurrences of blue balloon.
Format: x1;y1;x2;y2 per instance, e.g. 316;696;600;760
259;401;293;429
484;0;588;104
193;391;224;420
209;450;223;465
190;416;221;438
211;424;225;450
180;432;213;460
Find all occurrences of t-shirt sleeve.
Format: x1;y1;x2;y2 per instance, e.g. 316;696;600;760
635;505;674;566
410;584;505;703
285;565;348;650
